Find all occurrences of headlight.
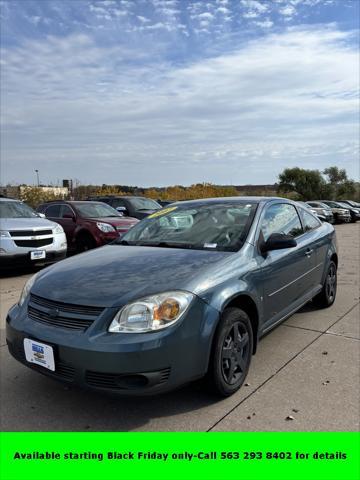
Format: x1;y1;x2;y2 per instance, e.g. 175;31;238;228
109;291;194;333
18;272;39;307
53;224;64;234
0;231;10;237
96;222;116;233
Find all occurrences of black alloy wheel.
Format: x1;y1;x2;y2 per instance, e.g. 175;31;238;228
313;261;337;308
208;307;253;397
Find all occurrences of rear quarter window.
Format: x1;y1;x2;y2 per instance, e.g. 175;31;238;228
299;208;321;232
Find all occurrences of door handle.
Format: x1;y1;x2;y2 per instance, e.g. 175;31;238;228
305;248;313;257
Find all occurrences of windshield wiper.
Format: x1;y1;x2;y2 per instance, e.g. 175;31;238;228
136;241;205;249
136;208;159;211
116;239;200;249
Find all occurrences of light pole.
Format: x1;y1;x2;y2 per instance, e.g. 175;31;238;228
35;169;40;186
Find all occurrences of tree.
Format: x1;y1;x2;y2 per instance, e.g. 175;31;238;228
277;168;327;200
323;167;355;199
20;187;64;208
323;167;347;184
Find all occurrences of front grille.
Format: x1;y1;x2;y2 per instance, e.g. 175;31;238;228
28;294;105;331
14;238;53;248
10;230;53;237
8;341;75;382
85;368;171;390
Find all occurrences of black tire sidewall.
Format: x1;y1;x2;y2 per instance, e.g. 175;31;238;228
325;261;337;306
210;307;253;397
76;233;95;252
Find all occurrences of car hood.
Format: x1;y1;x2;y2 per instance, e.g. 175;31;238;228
0;217;59;230
32;245;232;307
92;216;138;227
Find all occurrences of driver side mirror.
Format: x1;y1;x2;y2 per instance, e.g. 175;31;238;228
260;233;297;254
37;213;45;218
116;206;128;216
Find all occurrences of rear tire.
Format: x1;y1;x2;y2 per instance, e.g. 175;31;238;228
207;308;253;397
313;261;337;308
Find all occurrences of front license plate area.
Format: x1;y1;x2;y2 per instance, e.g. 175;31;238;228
30;250;46;260
24;339;55;371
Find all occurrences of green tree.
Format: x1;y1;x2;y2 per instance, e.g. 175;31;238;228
323;166;355;199
277;167;327;200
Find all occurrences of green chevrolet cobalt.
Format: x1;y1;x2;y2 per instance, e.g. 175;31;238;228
7;197;338;396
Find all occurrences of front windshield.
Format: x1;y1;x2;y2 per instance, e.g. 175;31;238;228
120;203;257;251
75;203;121;218
130;197;162;211
346;200;359;207
316;202;331;209
337;202;352;209
0;201;38;218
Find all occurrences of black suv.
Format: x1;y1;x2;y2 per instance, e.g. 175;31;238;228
86;196;162;220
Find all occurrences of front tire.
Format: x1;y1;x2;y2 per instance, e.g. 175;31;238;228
76;233;96;253
208;308;253;397
313;261;337;308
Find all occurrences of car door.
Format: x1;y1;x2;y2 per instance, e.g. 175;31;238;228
44;204;63;226
257;202;314;329
298;207;325;289
58;204;77;245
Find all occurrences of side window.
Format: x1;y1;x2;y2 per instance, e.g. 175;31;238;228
45;204;61;218
261;204;303;241
60;205;74;218
111;199;126;208
300;209;321;232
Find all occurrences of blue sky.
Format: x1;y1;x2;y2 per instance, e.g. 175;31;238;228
0;0;359;187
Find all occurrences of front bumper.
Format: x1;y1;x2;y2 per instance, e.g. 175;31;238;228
0;232;67;267
335;213;351;223
324;214;334;224
0;251;67;268
6;298;219;395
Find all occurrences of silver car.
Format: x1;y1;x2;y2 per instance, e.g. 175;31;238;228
0;198;67;268
305;201;334;223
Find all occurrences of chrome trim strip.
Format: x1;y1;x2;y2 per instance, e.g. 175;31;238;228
268;262;323;297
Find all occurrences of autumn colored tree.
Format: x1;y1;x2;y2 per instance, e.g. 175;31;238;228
19;187;65;208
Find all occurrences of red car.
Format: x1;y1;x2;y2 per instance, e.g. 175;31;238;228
37;201;138;252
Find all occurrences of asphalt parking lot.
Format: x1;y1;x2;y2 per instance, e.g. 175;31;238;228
0;223;359;432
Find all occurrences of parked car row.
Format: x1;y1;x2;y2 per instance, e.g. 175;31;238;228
1;195;359;270
302;200;360;224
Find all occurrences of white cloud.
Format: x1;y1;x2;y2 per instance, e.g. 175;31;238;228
1;27;359;185
254;19;274;28
137;15;150;23
217;7;230;15
241;0;269;14
243;11;260;19
198;12;214;20
279;5;297;17
28;15;41;25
